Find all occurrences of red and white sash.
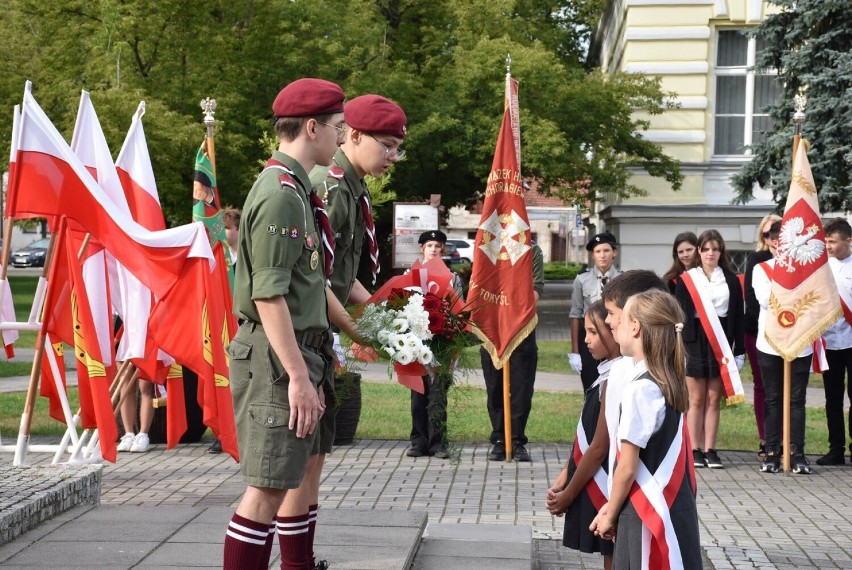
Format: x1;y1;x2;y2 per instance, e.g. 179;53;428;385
620;414;696;570
839;289;852;327
680;268;744;404
572;400;608;511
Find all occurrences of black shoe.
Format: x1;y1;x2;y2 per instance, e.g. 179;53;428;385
488;443;506;461
513;444;531;462
432;446;450;459
314;561;330;570
692;449;706;468
792;454;812;475
405;446;425;458
704;449;724;469
207;439;222;454
816;451;845;466
760;452;780;474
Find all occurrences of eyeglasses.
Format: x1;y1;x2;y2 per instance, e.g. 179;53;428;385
366;134;406;160
761;231;771;239
316;121;347;140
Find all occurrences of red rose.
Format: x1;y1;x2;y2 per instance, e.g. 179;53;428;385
422;293;443;313
428;312;447;335
388;288;413;309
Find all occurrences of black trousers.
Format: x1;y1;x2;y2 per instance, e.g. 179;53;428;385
823;347;852;454
410;374;447;453
577;326;600;391
481;331;538;445
758;351;810;454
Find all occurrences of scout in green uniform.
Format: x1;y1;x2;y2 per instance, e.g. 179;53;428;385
223;77;346;570
276;94;407;569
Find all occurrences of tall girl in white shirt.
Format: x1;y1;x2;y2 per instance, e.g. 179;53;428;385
591;290;701;569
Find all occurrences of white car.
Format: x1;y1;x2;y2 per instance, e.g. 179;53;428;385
446;239;476;264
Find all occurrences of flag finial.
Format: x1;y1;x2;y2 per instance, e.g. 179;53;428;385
506;54;512;74
793;91;807;128
201;97;217;127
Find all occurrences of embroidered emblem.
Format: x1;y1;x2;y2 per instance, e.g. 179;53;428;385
328;166;345;180
280;226;288;237
290;227;300;239
778;310;797;328
769;291;822;328
776;215;826;274
310;250;319;271
267;224;277;235
306;235;315;248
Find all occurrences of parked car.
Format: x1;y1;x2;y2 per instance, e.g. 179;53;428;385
441;241;461;267
11;237;51;267
446;239;476;264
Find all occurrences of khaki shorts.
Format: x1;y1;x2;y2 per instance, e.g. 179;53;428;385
229;322;331;489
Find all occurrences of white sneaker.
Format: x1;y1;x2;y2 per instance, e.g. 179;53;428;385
130;432;150;453
117;432;135;452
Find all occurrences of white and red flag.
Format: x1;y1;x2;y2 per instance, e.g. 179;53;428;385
468;73;537;367
765;141;842;360
6;84;213;301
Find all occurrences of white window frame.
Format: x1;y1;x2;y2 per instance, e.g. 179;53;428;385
712;29;778;160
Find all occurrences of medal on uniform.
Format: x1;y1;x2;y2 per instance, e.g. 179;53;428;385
310;250;319;271
306;235;315;248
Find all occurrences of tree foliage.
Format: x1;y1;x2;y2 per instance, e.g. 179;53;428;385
732;0;852;213
0;0;680;226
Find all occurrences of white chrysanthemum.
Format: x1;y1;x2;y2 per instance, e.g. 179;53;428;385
391;317;410;333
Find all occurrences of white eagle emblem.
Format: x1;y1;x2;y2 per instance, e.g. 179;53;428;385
776;216;825;272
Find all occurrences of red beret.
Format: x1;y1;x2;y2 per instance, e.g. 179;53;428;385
272;78;345;118
344;95;407;139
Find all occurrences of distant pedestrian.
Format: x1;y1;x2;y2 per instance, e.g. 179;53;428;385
570;232;620;390
547;301;618;569
816;218;852;466
662;231;698;294
743;213;782;460
590;290;701;569
675;229;744;470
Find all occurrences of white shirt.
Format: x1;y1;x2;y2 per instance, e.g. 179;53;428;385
824;255;852;350
752;259;813;357
617;375;666;449
605;356;644;494
700;266;730;317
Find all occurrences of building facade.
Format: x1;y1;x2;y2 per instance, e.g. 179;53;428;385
588;0;780;273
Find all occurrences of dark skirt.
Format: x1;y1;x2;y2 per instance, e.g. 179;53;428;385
562;470;614;555
613;499;702;569
684;316;729;378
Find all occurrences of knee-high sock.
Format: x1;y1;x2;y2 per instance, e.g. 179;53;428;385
307;504;319;566
224;513;272;570
260;522;276;569
276;513;310;570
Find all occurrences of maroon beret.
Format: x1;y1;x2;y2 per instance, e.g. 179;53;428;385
272;78;345;118
344;94;407;138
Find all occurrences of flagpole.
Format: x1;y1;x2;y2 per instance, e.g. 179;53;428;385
502;54;514;463
201;98;217;180
782;94;807;474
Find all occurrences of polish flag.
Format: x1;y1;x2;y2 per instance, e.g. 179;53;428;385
7;84;214;303
115;102;166;232
0;106;20;357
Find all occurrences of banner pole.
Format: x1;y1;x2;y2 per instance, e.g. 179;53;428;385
503;361;512;462
782;360;791;473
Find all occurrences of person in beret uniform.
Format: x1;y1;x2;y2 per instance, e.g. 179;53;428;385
569;232;621;391
223;78;346;570
406;230;464;459
270;94;407;568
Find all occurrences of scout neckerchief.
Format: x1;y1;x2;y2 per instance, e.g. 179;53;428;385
572;357;618;511
679;267;744;404
615;371;697;570
758;260;829;371
266;157;334;284
358;192;380;285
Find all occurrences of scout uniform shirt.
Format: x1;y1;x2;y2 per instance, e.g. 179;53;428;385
311;149;367;304
569;265;621;319
233;150;329;334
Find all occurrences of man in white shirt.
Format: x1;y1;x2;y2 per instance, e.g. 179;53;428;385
817;218;852;466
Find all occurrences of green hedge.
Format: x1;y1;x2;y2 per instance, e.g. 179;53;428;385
543;262;584;280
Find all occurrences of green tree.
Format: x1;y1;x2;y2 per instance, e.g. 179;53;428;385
731;0;852;213
0;0;681;225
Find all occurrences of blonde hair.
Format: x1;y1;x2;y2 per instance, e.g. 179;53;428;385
623;290;689;413
755;213;782;252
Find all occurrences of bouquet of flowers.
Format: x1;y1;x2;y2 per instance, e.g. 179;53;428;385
352;257;480;393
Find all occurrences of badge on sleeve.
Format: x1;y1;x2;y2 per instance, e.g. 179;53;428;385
267;224;278;235
290;227;300;239
306;235;315;248
310;250;319;271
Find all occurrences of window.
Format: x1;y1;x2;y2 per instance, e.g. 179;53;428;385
713;30;780;156
728;250;749;274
